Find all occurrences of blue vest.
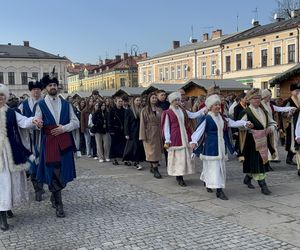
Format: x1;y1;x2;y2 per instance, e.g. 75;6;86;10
6;108;31;166
37;98;76;186
22;99;33;117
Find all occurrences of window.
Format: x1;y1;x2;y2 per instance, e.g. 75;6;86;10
148;70;152;82
120;78;126;87
111;79;115;88
0;72;3;84
170;66;175;80
274;47;281;65
261;49;268;67
143;71;146;82
201;62;206;76
225;56;231;72
183;64;188;79
32;72;38;80
211;60;216;75
159;68;163;81
176;65;181;79
261;81;268;89
21;72;28;85
247;52;253;69
288;44;295;63
164;67;169;80
236;54;241;71
8;72;15;85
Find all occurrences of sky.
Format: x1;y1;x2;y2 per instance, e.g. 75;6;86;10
1;0;279;63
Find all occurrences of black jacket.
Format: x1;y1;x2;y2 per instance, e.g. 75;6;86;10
92;111;109;134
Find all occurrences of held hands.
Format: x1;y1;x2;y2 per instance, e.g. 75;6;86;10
164;143;170;149
246;122;254;129
190;143;196;150
32;118;43;128
51;125;64;136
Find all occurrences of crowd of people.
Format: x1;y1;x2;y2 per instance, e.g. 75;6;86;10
1;72;300;231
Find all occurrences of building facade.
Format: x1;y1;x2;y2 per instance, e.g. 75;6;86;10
0;41;69;96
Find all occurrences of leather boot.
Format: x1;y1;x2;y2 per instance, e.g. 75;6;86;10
54;191;65;218
7;210;14;218
32;178;44;202
286;151;297;165
50;193;56;208
258;179;272;195
153;167;162;179
216;189;228;200
243;175;255;189
176;176;186;187
298;169;300;177
0;211;9;231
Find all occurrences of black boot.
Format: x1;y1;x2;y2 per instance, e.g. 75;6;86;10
286;151;297;165
7;210;14;218
243;175;255;189
150;166;154;173
32;177;44;202
153;167;162;179
54;191;65;218
50;193;56;208
0;211;9;231
216;189;228;200
298;169;300;176
204;182;213;192
176;176;186;187
258;179;272;195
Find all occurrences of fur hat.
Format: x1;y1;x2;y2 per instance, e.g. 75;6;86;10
28;80;43;91
168;91;181;103
41;67;59;89
290;83;300;91
261;89;272;99
206;84;220;97
246;88;262;101
205;94;221;109
0;83;9;100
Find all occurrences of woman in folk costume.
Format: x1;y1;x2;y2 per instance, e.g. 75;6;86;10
161;91;195;187
190;94;250;200
0;84;42;231
123;96;145;170
139;92;164;179
239;88;276;195
261;89;296;162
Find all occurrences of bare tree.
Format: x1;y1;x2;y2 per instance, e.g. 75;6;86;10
271;0;300;20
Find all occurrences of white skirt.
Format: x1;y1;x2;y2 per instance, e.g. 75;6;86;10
167;147;195;176
200;159;226;189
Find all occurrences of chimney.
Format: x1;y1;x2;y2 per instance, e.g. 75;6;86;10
23;41;30;47
115;55;121;61
191;39;198;43
252;20;260;27
123;53;129;59
7;43;11;46
203;33;209;42
172;41;180;49
291;9;300;18
141;52;148;59
211;29;222;39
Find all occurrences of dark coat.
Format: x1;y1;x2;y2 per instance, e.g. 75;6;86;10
91;111;109;134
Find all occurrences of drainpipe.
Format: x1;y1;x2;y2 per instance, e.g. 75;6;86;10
194;49;197;78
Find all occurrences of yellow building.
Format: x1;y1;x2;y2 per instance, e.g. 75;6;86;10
138;15;300;97
67;54;142;93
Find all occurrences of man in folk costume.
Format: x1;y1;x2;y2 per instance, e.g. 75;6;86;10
239;88;276;195
18;80;45;202
0;84;42;231
190;94;249;200
161;92;195;187
283;83;300;166
261;89;296;163
35;71;79;218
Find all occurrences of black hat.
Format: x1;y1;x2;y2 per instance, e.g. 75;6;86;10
290;83;300;91
28;80;43;91
41;67;59;89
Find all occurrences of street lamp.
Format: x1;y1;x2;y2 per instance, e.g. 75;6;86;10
130;44;139;87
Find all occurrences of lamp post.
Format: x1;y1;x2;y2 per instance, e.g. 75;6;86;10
130;44;139;87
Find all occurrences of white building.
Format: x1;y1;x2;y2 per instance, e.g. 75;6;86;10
0;41;70;96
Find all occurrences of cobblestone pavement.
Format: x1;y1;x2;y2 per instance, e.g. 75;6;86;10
0;147;300;250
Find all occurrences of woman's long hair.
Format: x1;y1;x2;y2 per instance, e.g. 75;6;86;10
144;92;157;116
130;96;142;119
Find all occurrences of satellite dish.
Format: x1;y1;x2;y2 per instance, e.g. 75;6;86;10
274;13;278;20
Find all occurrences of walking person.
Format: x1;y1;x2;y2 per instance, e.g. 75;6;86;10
139;92;163;178
0;84;42;230
123;96;145;170
92;101;111;163
190;94;249;200
81;97;94;157
18;80;45;202
108;96;126;165
35;73;79;218
72;100;82;158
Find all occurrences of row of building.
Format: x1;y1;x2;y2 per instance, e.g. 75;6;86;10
2;13;300;98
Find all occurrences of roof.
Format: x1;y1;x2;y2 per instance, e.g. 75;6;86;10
183;79;251;91
0;44;68;60
144;34;236;61
222;16;300;44
269;63;300;87
113;87;147;97
142;83;185;95
69;90;116;98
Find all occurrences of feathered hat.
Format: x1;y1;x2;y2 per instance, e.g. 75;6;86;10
28;80;43;91
205;94;221;109
0;83;9;100
41;67;59;88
